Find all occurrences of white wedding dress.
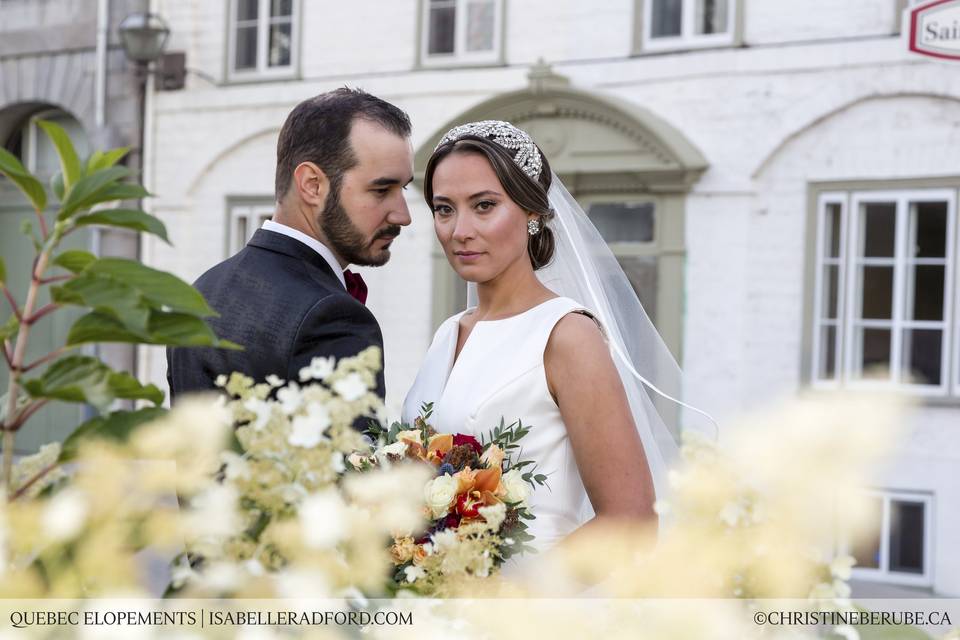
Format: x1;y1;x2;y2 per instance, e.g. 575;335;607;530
402;296;594;556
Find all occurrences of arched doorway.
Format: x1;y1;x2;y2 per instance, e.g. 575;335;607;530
0;104;93;452
415;66;708;359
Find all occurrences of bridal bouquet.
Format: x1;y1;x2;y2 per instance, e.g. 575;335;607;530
353;404;546;595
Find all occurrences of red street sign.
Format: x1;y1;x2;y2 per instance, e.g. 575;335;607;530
907;0;960;61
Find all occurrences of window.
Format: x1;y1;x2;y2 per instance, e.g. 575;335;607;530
228;202;273;255
811;188;957;396
420;0;503;66
640;0;737;51
587;201;659;322
228;0;297;80
845;491;932;586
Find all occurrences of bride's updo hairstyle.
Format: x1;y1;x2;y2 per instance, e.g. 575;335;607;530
424;121;556;270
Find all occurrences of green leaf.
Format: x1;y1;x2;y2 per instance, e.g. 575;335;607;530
0;315;19;341
37;120;81;190
58;166;131;220
73;209;170;244
50;171;65;202
52;273;150;334
22;355;164;412
86;148;130;174
0;255;5;284
0;146;46;211
67;310;242;349
52;250;97;274
60;407;167;462
85;258;216;317
94;182;150;203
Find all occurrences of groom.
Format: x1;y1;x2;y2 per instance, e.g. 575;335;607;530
167;88;414;401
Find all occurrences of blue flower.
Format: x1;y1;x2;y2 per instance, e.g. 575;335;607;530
438;463;455;476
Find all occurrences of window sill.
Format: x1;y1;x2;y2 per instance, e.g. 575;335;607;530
224;69;300;85
800;384;960;408
416;56;506;71
632;37;740;57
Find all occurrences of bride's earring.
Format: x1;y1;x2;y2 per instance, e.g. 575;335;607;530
527;218;541;235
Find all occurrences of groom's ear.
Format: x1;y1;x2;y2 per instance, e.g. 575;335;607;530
292;161;329;207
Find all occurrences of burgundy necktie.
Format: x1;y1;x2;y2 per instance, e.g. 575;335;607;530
343;269;368;305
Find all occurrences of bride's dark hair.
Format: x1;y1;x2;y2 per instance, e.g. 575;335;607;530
424;135;556;270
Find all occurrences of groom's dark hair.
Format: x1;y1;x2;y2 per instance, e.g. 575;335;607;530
275;87;412;202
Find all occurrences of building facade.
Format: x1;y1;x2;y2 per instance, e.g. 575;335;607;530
135;0;958;596
0;0;148;451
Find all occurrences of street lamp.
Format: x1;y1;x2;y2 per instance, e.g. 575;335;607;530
118;13;170;64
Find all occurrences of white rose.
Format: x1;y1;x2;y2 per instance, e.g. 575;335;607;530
333;373;367;402
375;441;408;463
423;475;459;519
501;469;530;506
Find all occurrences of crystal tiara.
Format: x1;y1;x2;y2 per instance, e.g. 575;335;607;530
435;120;543;181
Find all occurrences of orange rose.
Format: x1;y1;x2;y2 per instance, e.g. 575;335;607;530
453;467;479;494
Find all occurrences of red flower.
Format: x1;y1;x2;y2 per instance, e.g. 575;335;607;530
443;513;461;529
452;434;483;456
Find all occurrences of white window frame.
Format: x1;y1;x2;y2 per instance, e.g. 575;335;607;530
811;193;848;388
641;0;738;52
227;0;299;81
842;190;956;396
228;202;274;256
419;0;504;67
811;188;957;396
844;490;934;588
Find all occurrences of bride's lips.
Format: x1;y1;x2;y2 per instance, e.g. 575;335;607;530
453;250;483;263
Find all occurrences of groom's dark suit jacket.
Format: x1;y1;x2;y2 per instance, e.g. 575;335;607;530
166;229;385;401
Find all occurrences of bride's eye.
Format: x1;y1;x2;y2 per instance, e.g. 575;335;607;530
432;204;453;216
476;200;496;211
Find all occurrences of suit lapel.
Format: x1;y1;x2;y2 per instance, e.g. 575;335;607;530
248;229;342;287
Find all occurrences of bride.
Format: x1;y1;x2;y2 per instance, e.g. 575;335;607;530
402;120;699;558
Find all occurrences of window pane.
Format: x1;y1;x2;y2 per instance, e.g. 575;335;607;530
859;266;893;320
466;0;495;52
907;265;944;321
616;256;658;324
587;202;655;243
912;201;947;258
889;500;925;574
857;327;891;377
862;202;896;258
851;495;882;570
270;0;292;18
236;216;248;252
237;0;258;21
695;0;728;35
824;202;842;259
822;264;839;320
428;4;456;54
817;325;837;380
651;0;682;37
902;329;942;386
268;22;292;67
234;25;258;70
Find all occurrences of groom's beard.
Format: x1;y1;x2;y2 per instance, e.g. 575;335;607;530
319;187;400;267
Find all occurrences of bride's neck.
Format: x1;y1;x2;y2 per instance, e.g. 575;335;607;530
472;263;552;320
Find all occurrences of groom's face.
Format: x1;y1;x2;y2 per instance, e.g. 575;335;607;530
320;119;414;267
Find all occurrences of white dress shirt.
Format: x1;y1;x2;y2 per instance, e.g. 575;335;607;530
261;219;346;290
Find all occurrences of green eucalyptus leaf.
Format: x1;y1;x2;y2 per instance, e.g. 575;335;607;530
22;355;164;412
0;146;46;211
58;166;131;220
72;209;169;244
36;120;81;190
52;250;97;274
85;148;130;174
60;406;167;463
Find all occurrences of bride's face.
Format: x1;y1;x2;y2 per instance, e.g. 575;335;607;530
430;152;534;283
